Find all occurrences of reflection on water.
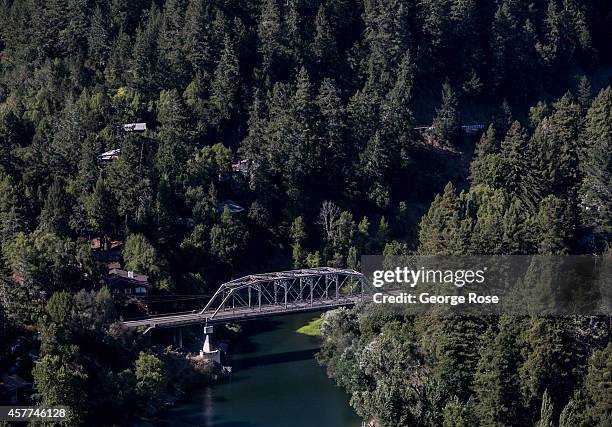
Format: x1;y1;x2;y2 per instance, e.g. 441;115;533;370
159;312;361;427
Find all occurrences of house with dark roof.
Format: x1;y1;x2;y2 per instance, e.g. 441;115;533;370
107;269;150;296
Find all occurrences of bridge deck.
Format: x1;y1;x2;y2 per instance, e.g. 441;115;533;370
122;297;360;331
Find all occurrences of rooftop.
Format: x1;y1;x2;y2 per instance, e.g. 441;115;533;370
108;269;149;285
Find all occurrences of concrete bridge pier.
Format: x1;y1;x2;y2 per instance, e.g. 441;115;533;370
200;325;221;363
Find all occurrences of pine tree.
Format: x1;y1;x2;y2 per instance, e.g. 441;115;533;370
85;177;117;237
583;343;612;425
469;124;497;183
418;183;464;255
473;316;523;426
281;68;319;210
155;89;190;185
284;0;303;70
362;0;409;92
442;396;478;427
422;314;488;400
361;131;391;194
583;87;612;149
210;207;248;266
0;175;27;243
210;36;240;128
39;178;72;236
519;317;577;421
87;6;111;70
107;136;153;231
347;86;381;152
290;216;307;268
60;0;89;57
581;136;612;233
532;94;582;205
376;217;390;249
490;1;538;97
433;81;460;145
347;246;359;270
558;398;582;427
104;29;132;89
581;87;612;232
577;75;592;109
500;121;541;209
257;0;284;84
380;52;414;145
316;78;348;191
0;109;25;177
535;390;554;427
469;186;507;255
157;0;188;87
311;5;337;74
130;5;161;92
182;0;213;74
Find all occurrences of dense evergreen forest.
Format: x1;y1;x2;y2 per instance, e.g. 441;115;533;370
0;0;610;425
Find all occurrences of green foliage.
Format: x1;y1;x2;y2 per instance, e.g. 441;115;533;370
583;343;612;425
581;87;612;232
210;36;240;128
291;216;307;268
33;355;88;425
442;396;477;427
210;207;248;266
535;390;554;427
85;176;117;238
304;251;321;268
473;317;523;426
123;233;161;280
135;352;166;402
296;317;322;336
433;81;460;145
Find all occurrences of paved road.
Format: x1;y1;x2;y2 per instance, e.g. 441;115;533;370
121;297;362;331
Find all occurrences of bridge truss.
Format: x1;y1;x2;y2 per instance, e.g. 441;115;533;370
122;267;368;332
199;267;366;321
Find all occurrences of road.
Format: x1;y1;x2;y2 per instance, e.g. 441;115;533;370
121;296;362;332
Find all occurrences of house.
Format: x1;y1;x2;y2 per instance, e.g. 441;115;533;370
97;148;121;163
231;159;251;174
461;124;485;134
107;268;150;296
1;374;31;404
217;200;245;214
123;123;147;132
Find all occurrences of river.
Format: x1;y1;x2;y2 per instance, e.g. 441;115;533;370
159;311;361;427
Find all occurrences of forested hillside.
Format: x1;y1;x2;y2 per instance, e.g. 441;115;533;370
0;0;610;425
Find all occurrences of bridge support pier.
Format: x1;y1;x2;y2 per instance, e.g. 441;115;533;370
200;325;221;363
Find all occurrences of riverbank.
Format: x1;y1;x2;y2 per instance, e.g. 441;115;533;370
296;316;322;336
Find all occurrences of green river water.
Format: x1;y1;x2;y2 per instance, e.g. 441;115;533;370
158;311;361;427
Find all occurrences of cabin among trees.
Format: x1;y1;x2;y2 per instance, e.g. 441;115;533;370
107;268;150;296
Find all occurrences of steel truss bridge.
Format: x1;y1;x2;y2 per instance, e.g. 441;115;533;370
122;267;368;334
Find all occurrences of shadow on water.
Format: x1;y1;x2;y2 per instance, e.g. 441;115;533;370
231;317;284;355
234;348;318;369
